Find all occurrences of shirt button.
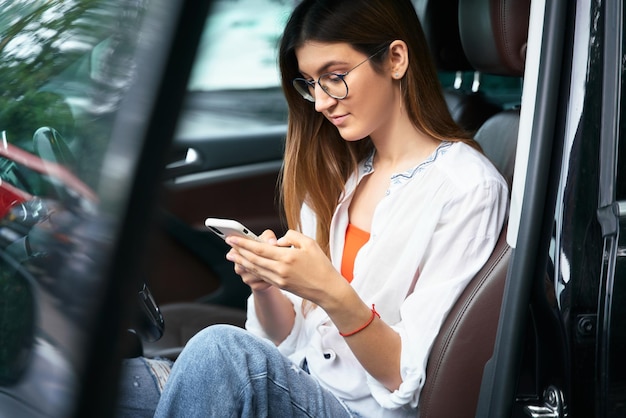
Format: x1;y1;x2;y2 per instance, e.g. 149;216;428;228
323;350;336;361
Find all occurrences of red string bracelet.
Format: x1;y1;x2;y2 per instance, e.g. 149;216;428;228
339;304;380;337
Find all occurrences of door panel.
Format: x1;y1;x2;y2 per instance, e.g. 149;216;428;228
146;129;286;309
164;127;286;179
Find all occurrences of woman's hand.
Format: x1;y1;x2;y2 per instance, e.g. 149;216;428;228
226;230;349;307
228;230;402;389
226;229;299;345
227;229;278;293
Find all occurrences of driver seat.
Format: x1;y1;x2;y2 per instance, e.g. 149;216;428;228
417;0;529;416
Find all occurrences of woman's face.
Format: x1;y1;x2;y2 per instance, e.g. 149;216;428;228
294;42;398;142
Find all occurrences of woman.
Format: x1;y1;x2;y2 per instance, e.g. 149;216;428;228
154;0;508;416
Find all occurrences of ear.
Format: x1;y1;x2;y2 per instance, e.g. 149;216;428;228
388;40;409;79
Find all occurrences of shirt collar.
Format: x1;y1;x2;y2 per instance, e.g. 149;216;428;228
390;141;452;186
345;141;453;200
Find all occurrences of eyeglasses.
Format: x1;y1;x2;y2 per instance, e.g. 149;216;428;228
292;46;388;102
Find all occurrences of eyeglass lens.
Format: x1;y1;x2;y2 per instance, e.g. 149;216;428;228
292;45;388;102
293;74;348;102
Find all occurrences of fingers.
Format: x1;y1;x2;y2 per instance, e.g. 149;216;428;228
277;229;311;249
238;267;273;292
229;229;306;250
229;249;274;292
226;235;278;258
227;243;274;275
225;230;318;293
259;229;278;245
232;260;247;275
227;242;296;293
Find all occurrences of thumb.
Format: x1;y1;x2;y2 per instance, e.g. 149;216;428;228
259;229;278;245
276;229;305;248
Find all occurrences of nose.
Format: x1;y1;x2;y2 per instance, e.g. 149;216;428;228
314;84;337;113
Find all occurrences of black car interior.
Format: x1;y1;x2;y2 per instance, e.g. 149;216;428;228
142;0;529;416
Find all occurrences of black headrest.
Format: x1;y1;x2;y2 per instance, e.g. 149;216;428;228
413;0;472;71
458;0;531;76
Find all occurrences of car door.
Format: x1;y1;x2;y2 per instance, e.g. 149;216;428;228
477;0;626;416
0;0;214;416
596;1;626;415
143;0;291;311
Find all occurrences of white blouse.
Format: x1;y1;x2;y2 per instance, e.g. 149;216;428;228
246;141;509;417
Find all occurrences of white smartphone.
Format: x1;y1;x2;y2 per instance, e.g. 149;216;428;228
204;218;259;241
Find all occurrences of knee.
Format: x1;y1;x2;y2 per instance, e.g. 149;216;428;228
179;324;245;361
178;325;278;372
186;324;244;346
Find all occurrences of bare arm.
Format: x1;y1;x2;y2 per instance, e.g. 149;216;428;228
318;276;403;391
250;286;295;345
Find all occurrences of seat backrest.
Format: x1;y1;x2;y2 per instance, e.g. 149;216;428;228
475;108;520;186
418;0;530;416
412;0;501;133
418;224;511;418
459;0;530;184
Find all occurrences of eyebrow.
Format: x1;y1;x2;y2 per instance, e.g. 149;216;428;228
299;60;351;79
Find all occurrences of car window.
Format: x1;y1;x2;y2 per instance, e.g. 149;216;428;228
0;1;140;191
175;0;293;138
176;0;523;141
188;0;293;91
0;0;152;413
438;71;523;109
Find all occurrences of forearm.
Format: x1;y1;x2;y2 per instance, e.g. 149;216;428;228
253;286;296;345
321;287;403;391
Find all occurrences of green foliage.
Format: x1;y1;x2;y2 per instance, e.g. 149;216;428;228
0;1;128;383
0;0;140;190
0;0;117;146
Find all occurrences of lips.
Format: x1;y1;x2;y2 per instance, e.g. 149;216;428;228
328;114;349;126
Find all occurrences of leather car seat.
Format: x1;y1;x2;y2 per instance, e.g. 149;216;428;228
418;225;511;417
461;0;530;185
475;109;520;185
413;0;501;133
417;0;530;416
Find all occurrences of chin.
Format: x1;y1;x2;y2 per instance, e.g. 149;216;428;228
337;129;369;143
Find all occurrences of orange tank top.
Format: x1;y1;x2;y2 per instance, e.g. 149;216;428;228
340;223;371;282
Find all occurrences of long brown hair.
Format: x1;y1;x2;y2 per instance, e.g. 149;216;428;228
278;0;478;254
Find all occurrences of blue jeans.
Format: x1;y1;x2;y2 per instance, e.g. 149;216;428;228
153;324;356;418
116;356;173;417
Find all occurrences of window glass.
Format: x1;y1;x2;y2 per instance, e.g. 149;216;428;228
0;0;150;413
438;71;524;109
176;0;293;138
177;1;525;140
0;0;144;190
188;0;292;91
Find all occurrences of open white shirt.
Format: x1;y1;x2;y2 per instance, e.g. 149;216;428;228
246;141;509;417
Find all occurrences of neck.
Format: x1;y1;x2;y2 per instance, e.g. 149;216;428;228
370;118;440;172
